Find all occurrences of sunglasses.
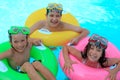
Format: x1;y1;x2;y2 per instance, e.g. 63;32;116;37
8;26;30;35
47;3;63;11
89;34;108;49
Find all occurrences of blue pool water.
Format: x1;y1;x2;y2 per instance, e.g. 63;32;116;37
0;0;120;80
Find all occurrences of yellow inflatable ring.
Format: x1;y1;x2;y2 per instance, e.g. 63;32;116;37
25;8;79;46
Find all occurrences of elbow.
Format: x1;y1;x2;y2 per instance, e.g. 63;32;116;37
78;28;90;38
77;28;90;35
62;45;69;53
83;28;90;35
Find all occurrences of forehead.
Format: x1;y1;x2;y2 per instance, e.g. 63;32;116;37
11;34;26;40
48;10;61;15
90;44;103;50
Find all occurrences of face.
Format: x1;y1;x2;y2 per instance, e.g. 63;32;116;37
11;34;28;53
87;45;103;62
46;10;61;27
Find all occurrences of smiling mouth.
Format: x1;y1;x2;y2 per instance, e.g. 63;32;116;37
51;20;58;23
16;47;25;50
91;55;97;58
51;21;58;24
89;54;98;60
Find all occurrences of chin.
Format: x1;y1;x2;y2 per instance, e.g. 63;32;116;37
51;24;58;27
17;50;24;53
89;57;98;62
15;48;25;53
50;23;59;27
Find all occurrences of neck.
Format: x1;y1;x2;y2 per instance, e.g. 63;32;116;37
85;59;100;68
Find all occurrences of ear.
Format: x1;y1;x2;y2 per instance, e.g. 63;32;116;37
10;41;12;45
9;41;14;49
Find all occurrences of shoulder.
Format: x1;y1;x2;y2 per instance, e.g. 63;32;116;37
30;20;46;33
39;20;46;25
31;20;46;29
4;49;13;58
62;22;83;31
35;20;46;27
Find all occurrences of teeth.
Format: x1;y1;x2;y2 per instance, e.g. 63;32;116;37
90;54;97;59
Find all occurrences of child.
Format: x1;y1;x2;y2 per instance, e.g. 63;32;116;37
30;3;89;45
62;34;120;80
0;26;55;80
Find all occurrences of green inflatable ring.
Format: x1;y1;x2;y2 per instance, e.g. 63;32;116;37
0;41;58;80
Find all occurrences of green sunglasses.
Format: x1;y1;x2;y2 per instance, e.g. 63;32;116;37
8;26;30;35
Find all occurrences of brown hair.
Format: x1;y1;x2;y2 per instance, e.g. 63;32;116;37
81;42;107;67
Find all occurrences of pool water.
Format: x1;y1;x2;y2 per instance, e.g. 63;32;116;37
0;0;120;80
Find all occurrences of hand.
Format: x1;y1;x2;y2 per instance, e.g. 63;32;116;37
33;39;42;46
104;68;117;80
63;59;77;74
69;37;80;45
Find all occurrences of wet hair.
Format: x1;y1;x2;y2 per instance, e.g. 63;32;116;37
81;42;107;68
46;9;63;16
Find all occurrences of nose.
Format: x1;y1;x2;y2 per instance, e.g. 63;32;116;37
52;17;57;21
17;42;23;47
91;49;97;55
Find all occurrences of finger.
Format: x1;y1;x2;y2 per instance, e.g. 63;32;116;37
63;65;66;72
67;43;74;46
104;75;109;80
68;66;73;74
70;42;75;45
39;40;42;43
38;41;42;45
110;75;116;80
68;66;70;74
72;61;78;64
39;39;42;42
72;41;77;45
69;40;74;45
35;41;38;45
70;66;74;72
63;65;68;73
35;41;39;45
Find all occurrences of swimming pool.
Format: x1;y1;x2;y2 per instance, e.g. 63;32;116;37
0;0;120;80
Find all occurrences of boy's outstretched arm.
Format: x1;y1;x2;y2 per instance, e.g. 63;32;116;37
28;38;42;46
0;50;11;60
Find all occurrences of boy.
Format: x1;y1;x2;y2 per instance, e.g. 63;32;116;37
0;26;55;80
30;3;89;45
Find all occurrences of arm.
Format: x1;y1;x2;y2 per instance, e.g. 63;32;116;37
63;23;89;45
71;27;89;45
62;45;82;73
30;20;45;34
28;38;42;46
104;58;120;67
104;58;120;80
0;49;12;60
63;45;82;62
